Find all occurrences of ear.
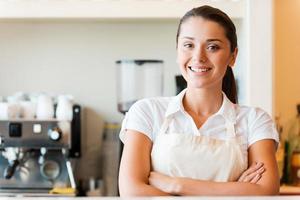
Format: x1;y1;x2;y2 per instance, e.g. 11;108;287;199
229;48;238;68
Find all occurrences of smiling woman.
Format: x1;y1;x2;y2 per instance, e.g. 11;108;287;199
118;5;279;197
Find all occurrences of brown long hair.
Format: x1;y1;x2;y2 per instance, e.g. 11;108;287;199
176;5;238;103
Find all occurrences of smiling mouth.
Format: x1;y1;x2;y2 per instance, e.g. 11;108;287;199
188;66;212;73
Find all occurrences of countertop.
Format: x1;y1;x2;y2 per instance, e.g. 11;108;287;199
0;196;300;200
0;186;299;199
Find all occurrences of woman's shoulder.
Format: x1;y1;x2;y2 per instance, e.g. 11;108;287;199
130;96;173;113
234;104;276;130
235;104;272;120
235;104;279;147
121;96;174;142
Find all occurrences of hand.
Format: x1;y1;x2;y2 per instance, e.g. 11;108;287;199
149;171;177;194
238;162;265;183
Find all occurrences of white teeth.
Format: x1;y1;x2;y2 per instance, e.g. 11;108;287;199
190;67;211;72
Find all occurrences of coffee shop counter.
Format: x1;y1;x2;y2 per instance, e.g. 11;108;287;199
0;186;299;199
0;196;300;200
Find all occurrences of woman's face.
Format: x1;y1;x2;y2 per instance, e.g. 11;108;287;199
177;17;237;90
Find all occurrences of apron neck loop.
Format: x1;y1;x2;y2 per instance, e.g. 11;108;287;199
161;117;172;134
225;121;236;138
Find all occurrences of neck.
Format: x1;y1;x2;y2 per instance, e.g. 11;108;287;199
183;87;223;117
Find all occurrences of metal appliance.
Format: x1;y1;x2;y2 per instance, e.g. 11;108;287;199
0;105;81;195
116;59;164;114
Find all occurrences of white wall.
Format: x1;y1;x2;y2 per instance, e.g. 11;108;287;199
0;0;245;19
233;18;247;105
246;0;273;115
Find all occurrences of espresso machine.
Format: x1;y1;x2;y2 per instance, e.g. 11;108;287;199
0;105;81;195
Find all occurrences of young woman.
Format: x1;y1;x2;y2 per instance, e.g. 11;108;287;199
118;5;279;196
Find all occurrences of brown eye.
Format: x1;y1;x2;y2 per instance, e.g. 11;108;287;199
207;45;219;52
183;43;193;49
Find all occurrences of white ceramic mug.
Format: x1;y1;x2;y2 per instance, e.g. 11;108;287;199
20;101;36;119
7;92;26;103
0;102;21;119
56;95;73;121
36;94;54;120
0;102;9;119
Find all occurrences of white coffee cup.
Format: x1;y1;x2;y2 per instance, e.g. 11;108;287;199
0;102;9;119
36;94;54;120
20;101;36;119
0;102;21;119
28;93;39;104
7;92;26;103
56;95;73;121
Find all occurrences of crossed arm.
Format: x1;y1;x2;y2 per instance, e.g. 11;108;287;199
118;130;280;197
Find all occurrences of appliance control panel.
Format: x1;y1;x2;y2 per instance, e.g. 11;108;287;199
0;120;71;149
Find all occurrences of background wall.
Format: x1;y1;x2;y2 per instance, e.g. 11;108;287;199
0;19;245;121
274;0;300;128
0;20;179;179
0;20;179;122
246;0;273;115
0;19;244;179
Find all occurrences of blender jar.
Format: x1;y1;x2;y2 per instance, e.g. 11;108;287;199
116;59;163;114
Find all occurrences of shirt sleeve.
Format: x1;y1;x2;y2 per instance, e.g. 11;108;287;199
119;99;154;143
248;107;279;148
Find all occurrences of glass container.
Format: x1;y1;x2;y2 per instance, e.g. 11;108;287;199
116;59;163;114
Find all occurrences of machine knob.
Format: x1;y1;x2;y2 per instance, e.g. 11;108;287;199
48;127;62;141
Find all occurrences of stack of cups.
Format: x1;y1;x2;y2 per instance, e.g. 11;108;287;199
20;101;36;119
0;92;74;121
0;102;21;119
55;95;73;121
0;92;23;119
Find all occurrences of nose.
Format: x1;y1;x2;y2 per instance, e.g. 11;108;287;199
193;46;207;63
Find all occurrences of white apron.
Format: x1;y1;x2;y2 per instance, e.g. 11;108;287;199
151;113;247;182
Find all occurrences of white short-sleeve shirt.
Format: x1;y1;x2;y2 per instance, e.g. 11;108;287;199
120;89;279;157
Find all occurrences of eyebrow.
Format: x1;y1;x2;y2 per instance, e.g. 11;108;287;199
180;36;223;43
207;39;223;43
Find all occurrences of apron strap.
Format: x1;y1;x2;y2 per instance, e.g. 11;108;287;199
225;121;236;138
160;117;172;134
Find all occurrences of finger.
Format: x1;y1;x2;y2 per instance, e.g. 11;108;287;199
149;171;158;177
250;174;262;184
238;163;264;182
149;172;158;185
238;173;246;182
257;166;266;175
149;172;157;181
238;163;257;181
242;162;264;177
246;162;264;175
242;167;265;182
